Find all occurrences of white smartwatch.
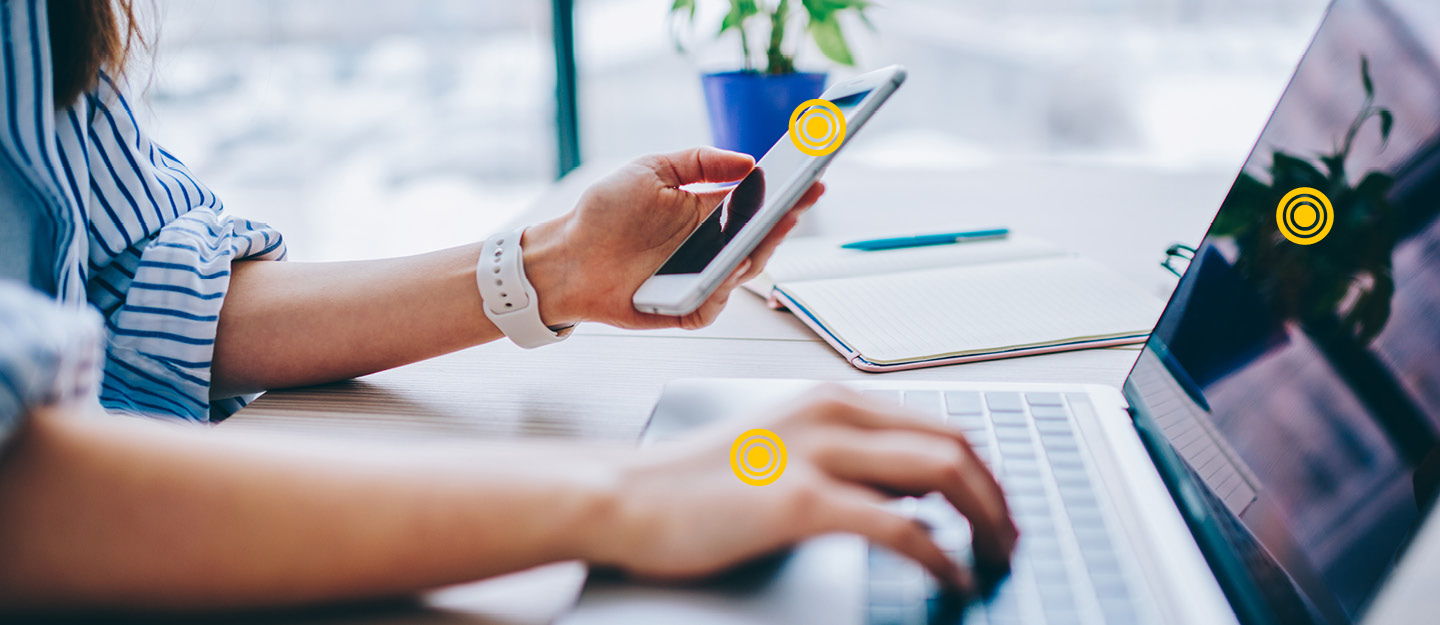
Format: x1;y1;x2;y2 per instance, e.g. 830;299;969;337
476;227;575;349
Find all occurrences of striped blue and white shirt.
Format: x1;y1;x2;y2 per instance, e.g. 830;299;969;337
0;281;105;453
0;0;285;423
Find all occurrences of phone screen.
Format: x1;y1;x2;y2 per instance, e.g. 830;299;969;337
655;90;873;275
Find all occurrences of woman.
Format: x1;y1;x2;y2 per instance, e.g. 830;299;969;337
0;0;1015;613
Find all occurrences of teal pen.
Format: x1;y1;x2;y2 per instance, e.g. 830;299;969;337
840;228;1010;251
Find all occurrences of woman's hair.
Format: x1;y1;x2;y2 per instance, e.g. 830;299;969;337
48;0;142;107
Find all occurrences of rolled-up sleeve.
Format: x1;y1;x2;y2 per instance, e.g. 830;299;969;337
0;282;105;454
76;78;286;422
1;0;284;425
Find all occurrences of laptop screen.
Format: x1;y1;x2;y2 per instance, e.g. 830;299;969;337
1123;1;1440;622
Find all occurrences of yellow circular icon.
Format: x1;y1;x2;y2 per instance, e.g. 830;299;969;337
1276;187;1334;245
789;99;847;157
731;429;787;486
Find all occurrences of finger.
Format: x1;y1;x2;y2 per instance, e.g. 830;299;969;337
792;181;826;212
821;390;1010;512
806;400;1019;567
695;179;821;282
681;259;751;330
644;146;756;187
818;490;969;591
742;209;804;281
741;181;822;274
814;425;1016;569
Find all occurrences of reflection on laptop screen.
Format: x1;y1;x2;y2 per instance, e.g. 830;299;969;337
1124;1;1440;623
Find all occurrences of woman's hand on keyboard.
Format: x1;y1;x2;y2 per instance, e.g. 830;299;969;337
581;385;1018;591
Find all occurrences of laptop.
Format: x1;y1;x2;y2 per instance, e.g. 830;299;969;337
561;0;1440;623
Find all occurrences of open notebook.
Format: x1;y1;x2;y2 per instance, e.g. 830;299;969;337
745;234;1164;371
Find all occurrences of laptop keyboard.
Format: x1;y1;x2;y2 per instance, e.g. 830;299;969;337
862;390;1143;625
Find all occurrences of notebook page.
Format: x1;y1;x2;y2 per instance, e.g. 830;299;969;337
754;234;1067;290
778;257;1164;365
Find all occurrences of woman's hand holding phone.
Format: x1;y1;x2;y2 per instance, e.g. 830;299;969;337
519;146;824;331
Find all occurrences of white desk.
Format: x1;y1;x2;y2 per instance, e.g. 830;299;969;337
224;159;1234;624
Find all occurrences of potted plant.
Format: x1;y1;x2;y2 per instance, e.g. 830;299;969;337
670;0;873;158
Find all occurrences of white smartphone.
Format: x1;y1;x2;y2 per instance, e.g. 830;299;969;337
632;65;907;316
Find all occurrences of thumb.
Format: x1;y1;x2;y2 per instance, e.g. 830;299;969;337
644;146;755;187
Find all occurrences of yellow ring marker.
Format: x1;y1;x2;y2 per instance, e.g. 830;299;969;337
789;99;847;156
731;428;787;486
1276;187;1334;245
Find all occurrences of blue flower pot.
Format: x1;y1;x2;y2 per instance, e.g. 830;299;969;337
702;71;827;159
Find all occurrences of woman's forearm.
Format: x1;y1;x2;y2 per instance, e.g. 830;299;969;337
0;404;615;612
211;223;577;397
211;244;499;396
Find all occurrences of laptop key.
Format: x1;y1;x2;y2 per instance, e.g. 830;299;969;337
1001;473;1045;493
990;411;1027;426
1066;506;1104;528
947;414;987;432
1073;526;1111;549
1099;596;1140;625
1035;419;1072;434
998;441;1037;458
1046;448;1084;468
944;391;984;415
902;391;945;420
1003;458;1041;475
1041;435;1079;452
985;392;1024;413
1008;494;1050;517
1029;404;1068;420
1081;542;1121;569
1090;570;1128;592
1019;515;1057;537
1052;466;1090;486
1026;392;1064;406
1031;558;1068;584
993;425;1032;442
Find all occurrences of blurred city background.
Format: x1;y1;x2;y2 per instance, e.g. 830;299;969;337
134;0;1330;261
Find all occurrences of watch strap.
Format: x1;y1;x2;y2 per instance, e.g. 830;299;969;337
477;227;573;349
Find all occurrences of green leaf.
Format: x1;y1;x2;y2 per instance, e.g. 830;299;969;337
1319;154;1347;183
1271;151;1327;189
719;0;760;34
1378;109;1394;147
668;0;696;53
857;9;876;32
1361;55;1374;98
809;13;854;66
801;0;828;21
817;0;872;9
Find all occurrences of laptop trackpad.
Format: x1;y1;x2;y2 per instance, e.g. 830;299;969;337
557;534;866;625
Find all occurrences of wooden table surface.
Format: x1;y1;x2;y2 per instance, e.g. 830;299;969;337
221;158;1240;624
